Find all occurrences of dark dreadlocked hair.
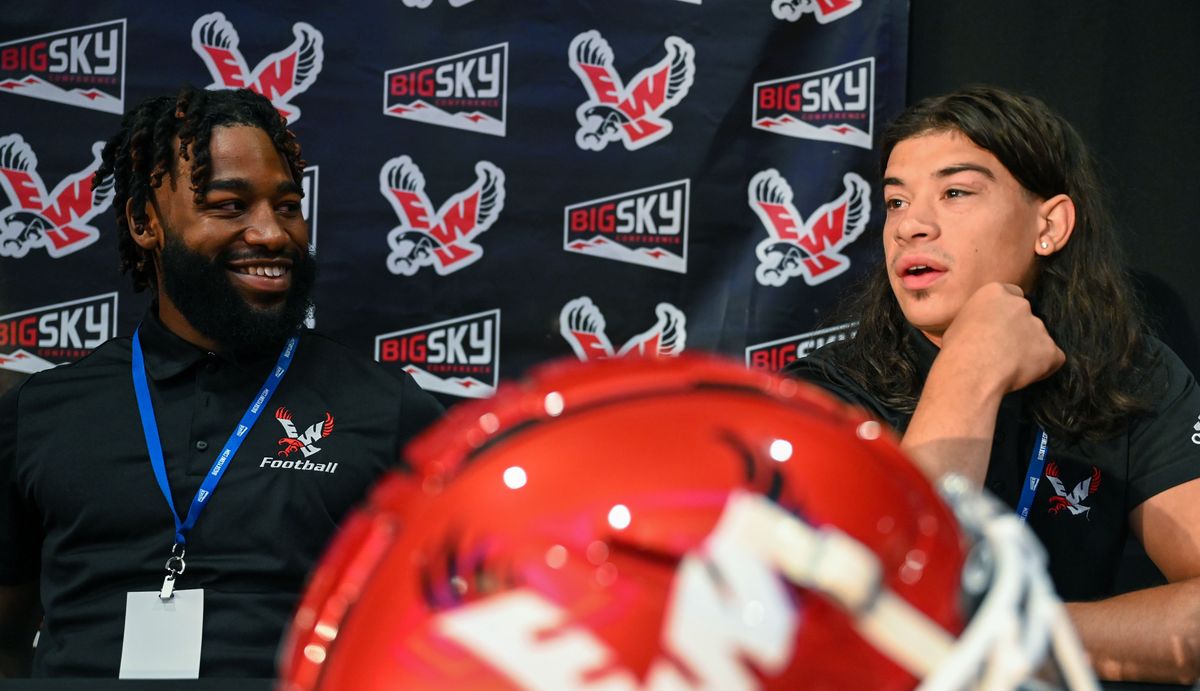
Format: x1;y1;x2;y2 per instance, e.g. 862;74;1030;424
825;86;1151;441
94;85;305;292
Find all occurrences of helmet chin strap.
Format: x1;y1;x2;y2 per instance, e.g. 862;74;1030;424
723;482;1098;691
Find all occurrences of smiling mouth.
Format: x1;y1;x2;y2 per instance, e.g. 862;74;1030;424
234;264;290;278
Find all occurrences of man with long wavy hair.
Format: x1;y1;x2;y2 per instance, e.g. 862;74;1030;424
789;86;1200;683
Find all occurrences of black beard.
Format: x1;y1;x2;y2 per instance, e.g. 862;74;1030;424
160;235;317;358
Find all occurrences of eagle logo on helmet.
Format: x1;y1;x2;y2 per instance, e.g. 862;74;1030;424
380;156;506;277
569;31;696;152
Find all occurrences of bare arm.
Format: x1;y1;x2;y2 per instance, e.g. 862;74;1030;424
0;581;38;677
1066;478;1200;683
899;282;1065;484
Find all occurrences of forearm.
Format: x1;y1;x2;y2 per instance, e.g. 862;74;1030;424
1066;578;1200;683
900;353;1005;486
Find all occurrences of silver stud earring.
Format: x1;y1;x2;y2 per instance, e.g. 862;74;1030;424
1040;241;1049;250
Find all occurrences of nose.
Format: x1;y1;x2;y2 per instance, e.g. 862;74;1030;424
892;198;939;244
242;203;293;252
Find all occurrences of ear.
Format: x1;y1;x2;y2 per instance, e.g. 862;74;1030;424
1035;194;1075;256
127;196;164;252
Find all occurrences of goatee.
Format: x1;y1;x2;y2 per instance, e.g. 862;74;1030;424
160;235;317;357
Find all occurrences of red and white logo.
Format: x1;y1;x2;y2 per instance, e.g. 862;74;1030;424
564;179;689;273
753;58;874;149
746;322;857;372
0;19;125;114
375;309;500;399
560;297;686;361
191;12;324;124
0;292;117;374
1045;463;1100;518
0;134;113;259
380;156;505;276
569;30;696;151
749;170;870;287
384;43;507;137
274;406;334;458
439;492;797;689
772;0;862;23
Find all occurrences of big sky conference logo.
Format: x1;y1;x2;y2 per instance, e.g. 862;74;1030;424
191;12;324;125
375;310;500;399
564;179;689;274
569;30;696;152
772;0;862;22
560;297;686;361
0;293;118;374
380;155;506;276
748;170;870;287
384;44;507;137
745;323;857;372
754;57;875;149
0;134;113;259
0;20;125;114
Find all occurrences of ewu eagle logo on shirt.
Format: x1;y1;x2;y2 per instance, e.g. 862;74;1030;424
1045;463;1101;517
0;134;113;259
191;12;324;124
568;30;696;151
380;155;506;276
274;406;334;458
748;170;870;287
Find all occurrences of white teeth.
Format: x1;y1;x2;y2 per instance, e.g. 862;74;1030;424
239;265;287;278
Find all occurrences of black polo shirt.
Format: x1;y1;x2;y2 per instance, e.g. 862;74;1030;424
787;329;1200;602
0;312;443;677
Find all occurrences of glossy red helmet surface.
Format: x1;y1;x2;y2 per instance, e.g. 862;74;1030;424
280;355;1049;690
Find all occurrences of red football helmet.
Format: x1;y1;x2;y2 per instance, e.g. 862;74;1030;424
279;355;1097;691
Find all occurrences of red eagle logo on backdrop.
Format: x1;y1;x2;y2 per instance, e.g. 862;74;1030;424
748;170;870;287
0;134;113;259
380;155;506;276
1045;463;1101;517
191;12;324;124
772;0;862;23
559;297;687;361
568;30;696;151
275;407;334;458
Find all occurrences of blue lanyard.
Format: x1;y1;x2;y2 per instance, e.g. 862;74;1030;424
1015;427;1049;522
131;328;298;546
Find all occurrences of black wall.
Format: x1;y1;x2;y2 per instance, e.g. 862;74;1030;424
909;1;1200;375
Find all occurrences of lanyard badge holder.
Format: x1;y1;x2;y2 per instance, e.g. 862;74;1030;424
120;329;298;679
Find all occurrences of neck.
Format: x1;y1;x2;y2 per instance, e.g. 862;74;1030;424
155;294;221;353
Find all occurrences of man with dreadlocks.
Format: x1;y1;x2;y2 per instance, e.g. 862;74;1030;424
789;86;1200;683
0;86;442;678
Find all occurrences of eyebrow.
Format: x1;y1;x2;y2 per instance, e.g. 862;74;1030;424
883;163;996;188
204;178;303;196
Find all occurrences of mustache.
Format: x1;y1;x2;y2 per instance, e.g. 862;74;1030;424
218;247;306;264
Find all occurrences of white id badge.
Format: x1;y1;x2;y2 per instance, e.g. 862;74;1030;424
118;589;204;679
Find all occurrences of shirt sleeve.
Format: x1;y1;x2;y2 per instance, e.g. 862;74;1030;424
393;372;445;472
0;382;41;585
784;344;911;432
1127;341;1200;506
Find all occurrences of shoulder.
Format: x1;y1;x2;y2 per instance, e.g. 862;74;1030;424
1;336;131;403
294;331;443;424
782;338;911;429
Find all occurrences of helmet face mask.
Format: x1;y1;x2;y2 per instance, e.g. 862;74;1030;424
279;355;1097;691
